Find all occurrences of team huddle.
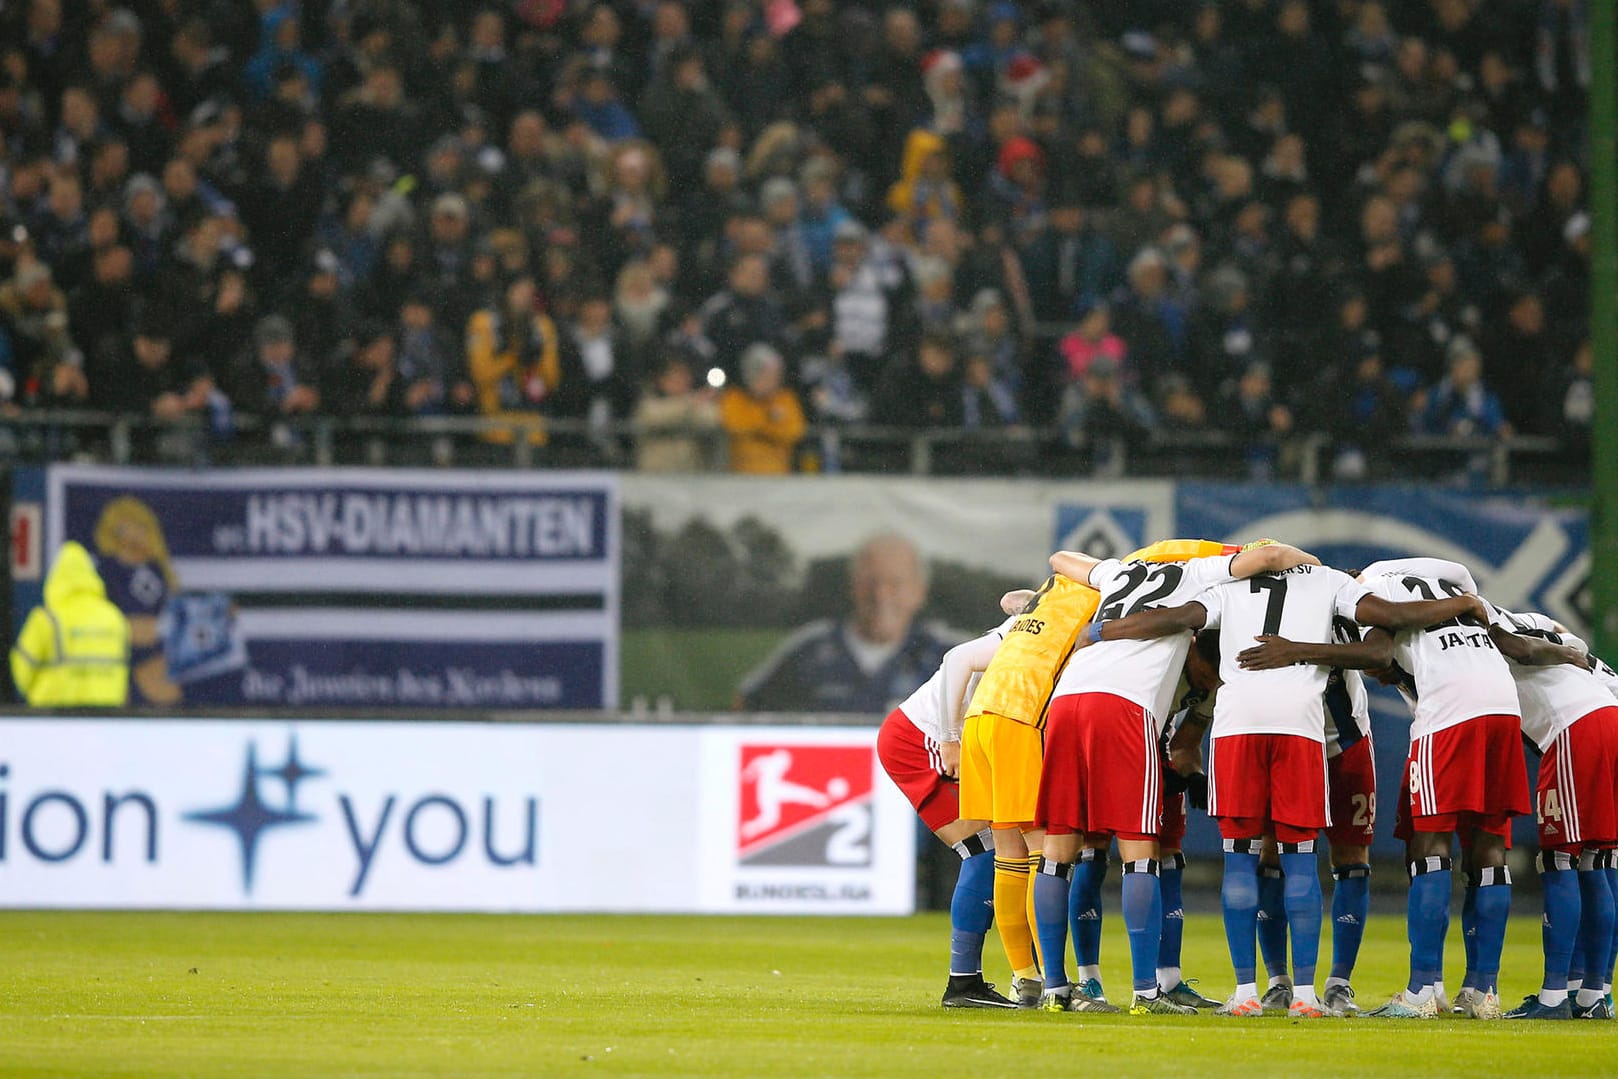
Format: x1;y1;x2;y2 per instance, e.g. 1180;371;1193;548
876;538;1618;1020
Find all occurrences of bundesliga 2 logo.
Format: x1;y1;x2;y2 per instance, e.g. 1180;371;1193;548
736;745;873;868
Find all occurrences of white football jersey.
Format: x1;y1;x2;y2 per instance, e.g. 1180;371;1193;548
899;616;1015;742
1324;618;1373;760
1198;565;1364;742
1357;573;1520;738
1054;554;1239;730
1561;632;1618;701
1360;557;1479;595
1490;607;1616;751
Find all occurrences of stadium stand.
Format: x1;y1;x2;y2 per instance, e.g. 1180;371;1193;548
0;0;1595;483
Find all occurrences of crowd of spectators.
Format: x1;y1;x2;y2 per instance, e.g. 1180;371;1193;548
0;0;1597;478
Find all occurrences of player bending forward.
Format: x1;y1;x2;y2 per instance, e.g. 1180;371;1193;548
877;589;1036;1009
1482;604;1618;1020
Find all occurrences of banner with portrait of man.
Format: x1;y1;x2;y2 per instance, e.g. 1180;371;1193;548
618;475;1175;712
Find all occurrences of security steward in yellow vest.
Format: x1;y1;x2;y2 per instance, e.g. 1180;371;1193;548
10;541;130;706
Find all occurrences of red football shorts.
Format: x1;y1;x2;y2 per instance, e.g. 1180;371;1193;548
1209;732;1329;842
1159;789;1187;850
1392;773;1514;845
1537;706;1618;851
877;707;960;832
1399;712;1530;838
1039;692;1161;842
1326;736;1377;848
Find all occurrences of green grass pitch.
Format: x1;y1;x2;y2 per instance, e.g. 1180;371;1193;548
3;910;1611;1078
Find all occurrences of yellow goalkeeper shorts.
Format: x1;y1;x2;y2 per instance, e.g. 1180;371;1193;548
959;711;1043;826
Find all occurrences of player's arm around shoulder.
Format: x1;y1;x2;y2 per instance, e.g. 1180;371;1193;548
1360;557;1480;595
1352;588;1489;631
1227;539;1320;578
1487;622;1595;670
1049;550;1104;585
1092;599;1209;644
1237;626;1395;672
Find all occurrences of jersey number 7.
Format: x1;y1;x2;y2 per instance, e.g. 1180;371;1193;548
1250;576;1288;635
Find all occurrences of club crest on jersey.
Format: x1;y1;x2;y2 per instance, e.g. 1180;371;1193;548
736;745;873;867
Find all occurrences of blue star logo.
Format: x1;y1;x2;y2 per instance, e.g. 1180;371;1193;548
186;738;325;893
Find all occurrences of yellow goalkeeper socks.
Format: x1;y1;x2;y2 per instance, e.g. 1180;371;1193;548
1025;847;1043;968
993;854;1038;977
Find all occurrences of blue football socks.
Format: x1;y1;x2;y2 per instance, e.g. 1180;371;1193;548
1540;852;1580;995
1472;865;1511;995
1577;852;1615;997
1407;855;1452;994
1070;847;1107;971
1258;863;1289;981
1329;863;1370;982
1460;876;1480;990
1222;845;1262;986
1280;846;1323;988
1158;852;1186;973
1121;859;1163;993
1606;864;1618;988
1034;857;1076;989
948;832;996;976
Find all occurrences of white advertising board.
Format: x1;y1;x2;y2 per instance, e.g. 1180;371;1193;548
0;719;913;914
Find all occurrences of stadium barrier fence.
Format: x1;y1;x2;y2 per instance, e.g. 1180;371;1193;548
1;408;1573;486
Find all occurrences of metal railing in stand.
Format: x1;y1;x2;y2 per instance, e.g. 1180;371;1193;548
0;407;1580;485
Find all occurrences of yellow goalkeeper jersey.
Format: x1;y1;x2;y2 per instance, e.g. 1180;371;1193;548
965;573;1098;731
1123;538;1240;563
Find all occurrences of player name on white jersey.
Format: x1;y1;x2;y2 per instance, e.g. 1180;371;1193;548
1360;572;1520;738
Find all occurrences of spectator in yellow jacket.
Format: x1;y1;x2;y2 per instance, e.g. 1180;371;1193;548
886;129;963;238
466;276;563;445
719;343;806;474
10;541;130;707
